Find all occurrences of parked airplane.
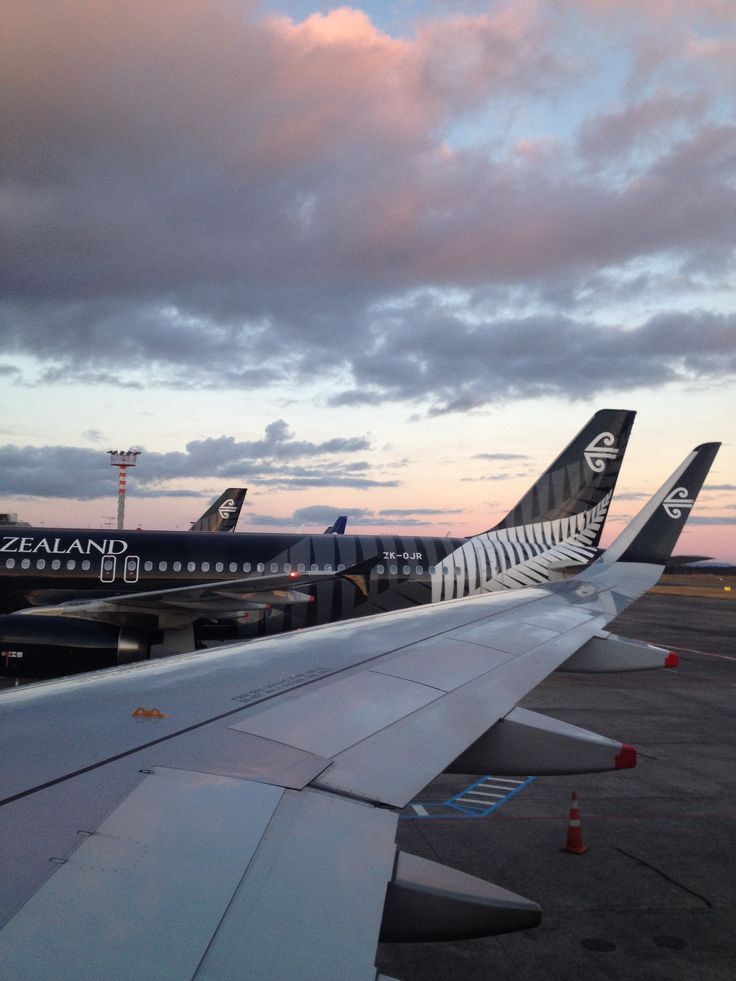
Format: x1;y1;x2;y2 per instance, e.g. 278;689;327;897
189;488;247;532
0;442;719;978
0;409;634;677
323;515;348;534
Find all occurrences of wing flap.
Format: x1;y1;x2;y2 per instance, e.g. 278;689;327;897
311;614;603;806
196;789;397;981
0;768;285;981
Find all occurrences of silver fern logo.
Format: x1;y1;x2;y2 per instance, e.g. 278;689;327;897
218;499;237;520
662;487;694;519
584;432;619;472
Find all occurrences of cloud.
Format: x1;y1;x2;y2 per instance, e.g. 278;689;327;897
686;515;736;525
243;503;463;528
0;1;734;412
0;420;382;499
473;452;529;461
334;307;736;413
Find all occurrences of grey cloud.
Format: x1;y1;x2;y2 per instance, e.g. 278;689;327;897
243;505;461;528
0;420;378;499
1;3;734;409
685;516;736;525
331;306;736;413
473;453;529;461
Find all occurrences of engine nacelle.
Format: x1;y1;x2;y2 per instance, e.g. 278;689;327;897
0;614;150;678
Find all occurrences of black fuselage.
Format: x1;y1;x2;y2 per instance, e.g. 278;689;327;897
0;527;468;676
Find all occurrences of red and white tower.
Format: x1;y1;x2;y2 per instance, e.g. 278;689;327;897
107;449;141;530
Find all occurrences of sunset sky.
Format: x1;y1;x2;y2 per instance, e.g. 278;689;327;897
1;1;734;557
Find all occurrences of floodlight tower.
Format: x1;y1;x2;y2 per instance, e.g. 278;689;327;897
107;449;141;530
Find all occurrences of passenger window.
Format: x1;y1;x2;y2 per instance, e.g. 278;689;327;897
376;564;385;574
324;564;332;572
51;559;60;570
173;561;182;572
201;562;210;572
82;560;90;571
442;566;448;574
215;562;223;573
229;562;237;573
187;561;195;572
337;564;345;572
257;563;264;573
403;565;410;575
310;563;318;572
297;563;305;573
36;559;46;570
5;558;14;569
66;560;76;570
21;558;30;569
270;563;278;573
429;565;435;575
416;565;423;575
243;562;251;573
159;561;168;572
284;563;291;573
144;561;153;572
390;564;398;575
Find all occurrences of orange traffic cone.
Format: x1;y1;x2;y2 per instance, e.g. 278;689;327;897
562;790;588;854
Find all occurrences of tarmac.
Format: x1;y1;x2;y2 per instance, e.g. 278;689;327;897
2;584;733;978
378;590;736;980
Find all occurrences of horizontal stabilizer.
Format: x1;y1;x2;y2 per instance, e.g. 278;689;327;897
559;631;678;672
446;706;636;775
380;852;540;942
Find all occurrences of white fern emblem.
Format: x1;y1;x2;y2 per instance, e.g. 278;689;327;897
662;487;694;519
584;432;619;472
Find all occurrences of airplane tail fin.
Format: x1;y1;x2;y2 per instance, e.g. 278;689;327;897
190;488;247;532
324;515;348;535
600;443;719;567
487;409;636;546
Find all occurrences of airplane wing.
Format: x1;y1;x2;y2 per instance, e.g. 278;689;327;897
17;561;375;629
0;443;718;980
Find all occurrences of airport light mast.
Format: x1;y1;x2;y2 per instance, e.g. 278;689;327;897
107;449;141;530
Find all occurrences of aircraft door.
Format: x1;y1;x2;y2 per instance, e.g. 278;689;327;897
124;555;140;584
100;555;116;583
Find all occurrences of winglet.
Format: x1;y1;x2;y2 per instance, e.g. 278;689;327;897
602;443;720;567
489;409;636;539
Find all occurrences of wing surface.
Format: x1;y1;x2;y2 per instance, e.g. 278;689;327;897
0;443;719;979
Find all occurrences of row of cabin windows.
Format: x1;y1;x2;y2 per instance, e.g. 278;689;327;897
3;558;465;576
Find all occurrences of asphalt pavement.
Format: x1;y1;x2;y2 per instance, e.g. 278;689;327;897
378;592;736;981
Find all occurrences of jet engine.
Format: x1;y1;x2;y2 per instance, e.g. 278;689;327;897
0;614;150;678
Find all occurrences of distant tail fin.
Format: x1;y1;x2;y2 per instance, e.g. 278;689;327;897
324;515;348;535
601;443;719;567
489;408;636;547
190;488;247;532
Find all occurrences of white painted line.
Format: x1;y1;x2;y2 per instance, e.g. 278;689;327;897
412;804;428;817
462;792;505;801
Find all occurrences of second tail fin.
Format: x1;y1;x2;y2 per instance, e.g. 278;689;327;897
190;488;247;532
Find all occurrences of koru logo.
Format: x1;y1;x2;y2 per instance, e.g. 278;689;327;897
218;499;237;520
662;487;694;519
584;432;619;472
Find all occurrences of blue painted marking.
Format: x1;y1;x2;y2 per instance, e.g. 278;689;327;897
401;774;536;820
